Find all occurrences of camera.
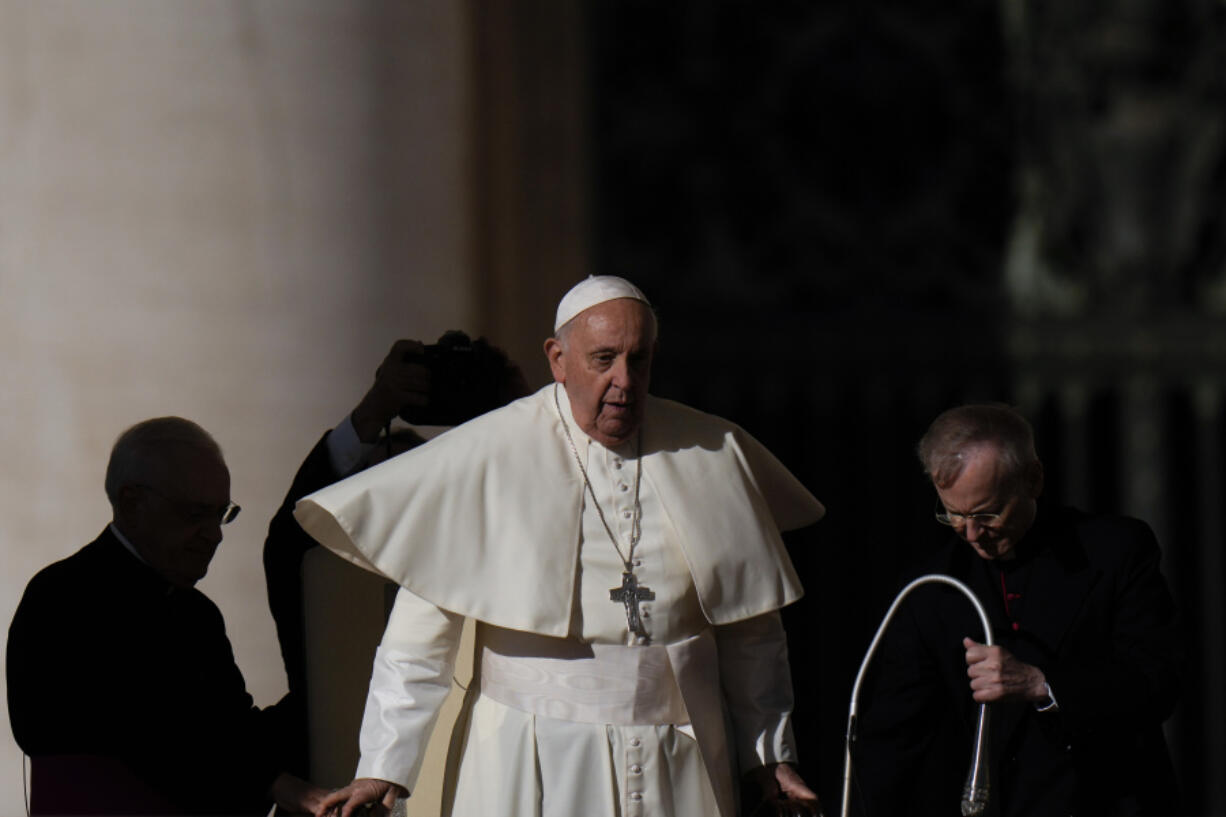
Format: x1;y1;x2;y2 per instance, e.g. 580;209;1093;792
398;330;512;426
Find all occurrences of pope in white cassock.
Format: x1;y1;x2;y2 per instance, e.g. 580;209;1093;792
299;277;826;817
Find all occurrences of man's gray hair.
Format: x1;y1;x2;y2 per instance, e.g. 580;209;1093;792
917;403;1041;491
104;417;224;508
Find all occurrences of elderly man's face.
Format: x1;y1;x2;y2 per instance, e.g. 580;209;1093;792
935;443;1038;561
120;444;231;587
545;298;655;447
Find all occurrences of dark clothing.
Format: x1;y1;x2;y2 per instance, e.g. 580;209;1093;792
854;505;1181;817
7;528;290;815
261;429;421;777
262;433;338;775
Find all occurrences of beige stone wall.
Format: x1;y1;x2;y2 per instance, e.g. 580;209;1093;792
0;0;472;810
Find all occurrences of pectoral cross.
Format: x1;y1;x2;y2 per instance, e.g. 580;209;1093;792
610;570;655;641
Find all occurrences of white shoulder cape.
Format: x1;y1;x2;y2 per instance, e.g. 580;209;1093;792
294;385;824;637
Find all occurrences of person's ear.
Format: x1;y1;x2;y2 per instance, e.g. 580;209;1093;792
544;337;566;383
114;484;145;526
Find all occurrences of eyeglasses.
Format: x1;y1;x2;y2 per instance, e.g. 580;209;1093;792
934;500;1002;528
141;486;241;526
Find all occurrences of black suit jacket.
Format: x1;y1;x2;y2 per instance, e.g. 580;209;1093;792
854;505;1181;817
263;433;340;726
7;528;291;814
261;428;423;777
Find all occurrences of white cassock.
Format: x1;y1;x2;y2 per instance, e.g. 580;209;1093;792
295;384;824;817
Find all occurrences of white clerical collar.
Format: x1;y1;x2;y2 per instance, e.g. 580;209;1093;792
109;522;152;568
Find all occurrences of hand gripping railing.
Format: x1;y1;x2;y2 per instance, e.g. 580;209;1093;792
840;574;994;817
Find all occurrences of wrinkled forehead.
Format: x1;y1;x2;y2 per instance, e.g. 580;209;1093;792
934;443;1009;494
565;298;657;345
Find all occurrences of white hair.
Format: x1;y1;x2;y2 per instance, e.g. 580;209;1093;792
104;417;224;508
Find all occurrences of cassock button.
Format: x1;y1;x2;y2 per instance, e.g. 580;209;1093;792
630;737;642;747
613;459;624;469
618;483;630;492
622;510;633;519
1011;622;1020;631
630;764;643;775
629;792;643;802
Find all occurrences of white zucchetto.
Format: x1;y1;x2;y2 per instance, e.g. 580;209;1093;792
554;275;651;332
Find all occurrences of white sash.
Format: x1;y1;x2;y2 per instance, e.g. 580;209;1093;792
479;638;690;726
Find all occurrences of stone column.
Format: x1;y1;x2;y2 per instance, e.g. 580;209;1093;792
0;0;473;807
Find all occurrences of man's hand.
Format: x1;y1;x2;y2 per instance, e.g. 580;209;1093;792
963;637;1048;703
743;762;824;816
268;772;331;815
351;340;432;443
314;778;405;817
